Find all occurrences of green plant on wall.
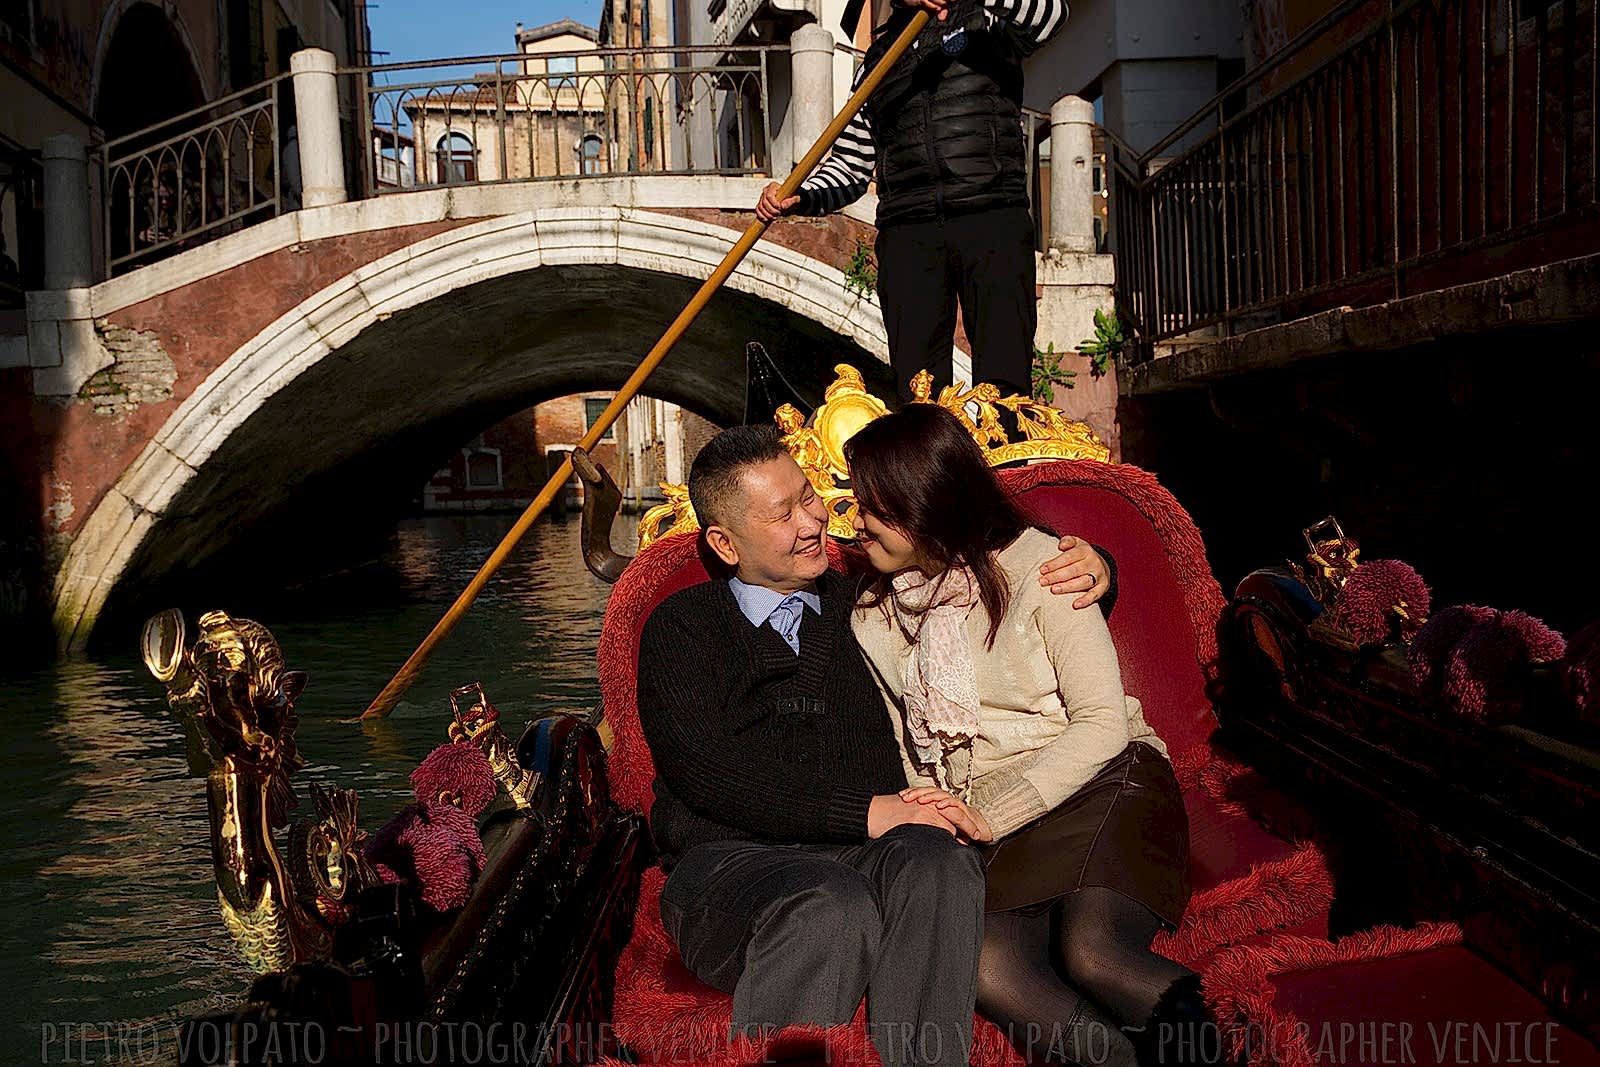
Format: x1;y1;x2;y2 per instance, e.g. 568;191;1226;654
843;237;877;298
1075;307;1125;378
1031;342;1076;402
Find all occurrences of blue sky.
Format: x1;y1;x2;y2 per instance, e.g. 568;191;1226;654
367;0;603;66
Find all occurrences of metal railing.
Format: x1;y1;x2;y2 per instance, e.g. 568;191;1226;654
97;45;785;272
1112;0;1599;355
103;76;288;273
363;45;779;192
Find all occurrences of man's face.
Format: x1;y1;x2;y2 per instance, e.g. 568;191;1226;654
705;455;829;592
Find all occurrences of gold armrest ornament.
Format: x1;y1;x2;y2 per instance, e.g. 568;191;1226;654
448;682;541;810
639;363;1110;548
1293;516;1363;608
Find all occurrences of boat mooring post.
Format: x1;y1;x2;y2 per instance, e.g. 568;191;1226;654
357;9;933;721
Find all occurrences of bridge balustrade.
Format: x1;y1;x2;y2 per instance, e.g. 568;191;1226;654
98;44;790;274
93;38;1074;278
364;45;780;191
102;77;290;274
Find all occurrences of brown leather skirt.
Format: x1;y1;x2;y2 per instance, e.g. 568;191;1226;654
978;741;1190;928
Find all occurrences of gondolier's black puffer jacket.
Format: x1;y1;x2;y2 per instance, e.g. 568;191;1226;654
864;0;1032;226
636;571;907;866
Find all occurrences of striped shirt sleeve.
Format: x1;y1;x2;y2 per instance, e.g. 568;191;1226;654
983;0;1069;51
795;64;875;215
792;0;1067;216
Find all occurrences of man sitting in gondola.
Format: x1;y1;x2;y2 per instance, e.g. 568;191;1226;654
635;424;1110;1067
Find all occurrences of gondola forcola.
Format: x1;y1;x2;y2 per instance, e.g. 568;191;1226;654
356;9;933;722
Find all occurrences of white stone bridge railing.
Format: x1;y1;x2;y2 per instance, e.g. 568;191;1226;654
95;42;796;276
65;37;1098;283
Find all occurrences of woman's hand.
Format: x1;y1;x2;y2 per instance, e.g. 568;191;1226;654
1038;535;1110;609
869;794;965;839
898;786;995;843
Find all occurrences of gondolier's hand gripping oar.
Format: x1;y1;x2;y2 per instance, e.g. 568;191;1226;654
357;10;932;721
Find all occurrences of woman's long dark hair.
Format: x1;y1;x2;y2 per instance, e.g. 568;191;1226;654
845;404;1042;648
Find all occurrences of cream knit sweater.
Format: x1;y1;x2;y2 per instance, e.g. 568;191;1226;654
852;527;1168;838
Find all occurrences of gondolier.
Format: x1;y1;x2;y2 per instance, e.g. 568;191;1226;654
757;0;1068;401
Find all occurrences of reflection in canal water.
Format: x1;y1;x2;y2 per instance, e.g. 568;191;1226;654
1;516;623;1063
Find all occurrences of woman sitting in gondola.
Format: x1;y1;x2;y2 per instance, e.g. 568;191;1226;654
845;405;1218;1067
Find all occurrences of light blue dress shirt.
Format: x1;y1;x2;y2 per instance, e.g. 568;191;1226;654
728;576;822;654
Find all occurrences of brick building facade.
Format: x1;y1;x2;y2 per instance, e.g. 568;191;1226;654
422;393;718;513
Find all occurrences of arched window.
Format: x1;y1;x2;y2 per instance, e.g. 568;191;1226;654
580;133;604;175
641;0;652;42
436;132;476;183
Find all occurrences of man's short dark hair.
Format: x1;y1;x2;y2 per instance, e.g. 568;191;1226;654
688;424;788;529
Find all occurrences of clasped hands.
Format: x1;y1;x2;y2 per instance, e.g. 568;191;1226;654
869;787;994;844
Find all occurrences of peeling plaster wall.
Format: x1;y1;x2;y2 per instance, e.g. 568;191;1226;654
34;219;474;550
78;324;177;416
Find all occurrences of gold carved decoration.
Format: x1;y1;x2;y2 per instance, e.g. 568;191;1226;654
141;609;376;974
1292;515;1363;608
638;363;1110;548
144;613;544;975
449;682;540;810
1290;516;1368;649
638;482;697;551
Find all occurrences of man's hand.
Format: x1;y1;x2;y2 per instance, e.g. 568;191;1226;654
756;182;801;222
896;787;994;843
897;0;950;20
1038;534;1110;609
868;794;972;840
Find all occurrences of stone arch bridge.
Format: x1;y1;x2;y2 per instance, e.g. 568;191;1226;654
28;178;903;649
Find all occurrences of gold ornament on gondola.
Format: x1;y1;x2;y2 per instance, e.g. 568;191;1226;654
141;608;375;973
638;363;1110;548
1294;516;1363;607
449;682;541;810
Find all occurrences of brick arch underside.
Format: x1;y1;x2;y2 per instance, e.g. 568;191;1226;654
52;209;890;648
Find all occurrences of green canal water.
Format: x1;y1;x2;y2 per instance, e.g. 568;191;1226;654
1;516;625;1064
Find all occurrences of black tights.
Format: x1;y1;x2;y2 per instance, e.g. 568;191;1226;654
976;887;1198;1066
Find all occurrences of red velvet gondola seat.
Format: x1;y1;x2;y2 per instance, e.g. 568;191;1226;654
596;459;1591;1066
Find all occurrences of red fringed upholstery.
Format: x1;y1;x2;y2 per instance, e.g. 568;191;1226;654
599;531;708;817
1154;845;1334;969
1203;922;1466;1067
998;462;1227;768
596;460;1520;1066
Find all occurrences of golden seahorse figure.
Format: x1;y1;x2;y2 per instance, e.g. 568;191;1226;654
142;609;373;973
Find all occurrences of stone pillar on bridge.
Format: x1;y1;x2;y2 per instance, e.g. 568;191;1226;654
789;24;836;176
27;135;110;394
1036;94;1119;458
41;136;94;290
290;48;348;209
1048;96;1098;256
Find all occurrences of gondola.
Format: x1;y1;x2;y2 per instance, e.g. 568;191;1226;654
148;364;1599;1067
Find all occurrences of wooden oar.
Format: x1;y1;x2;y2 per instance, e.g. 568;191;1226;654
359;11;931;720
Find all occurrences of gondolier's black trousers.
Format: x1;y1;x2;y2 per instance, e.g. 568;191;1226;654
658;824;985;1067
875;205;1036;402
